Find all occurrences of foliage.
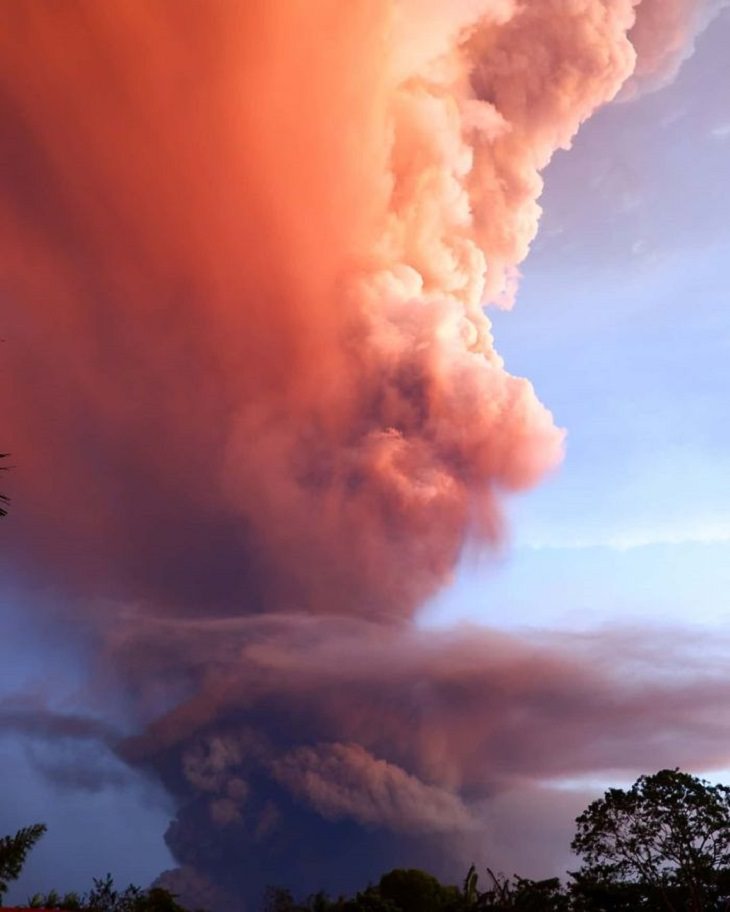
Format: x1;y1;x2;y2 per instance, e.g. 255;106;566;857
377;869;462;912
568;874;668;911
29;889;84;910
260;868;569;912
337;886;401;912
458;868;570;911
28;876;194;912
487;875;571;911
0;452;10;516
7;769;730;912
0;822;196;912
262;887;306;912
571;768;730;911
260;869;461;912
0;822;47;902
463;866;479;906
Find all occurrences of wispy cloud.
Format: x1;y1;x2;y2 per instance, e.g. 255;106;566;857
519;518;730;552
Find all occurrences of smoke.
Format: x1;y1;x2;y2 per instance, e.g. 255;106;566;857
271;742;477;834
0;0;725;908
625;0;730;96
117;617;730;901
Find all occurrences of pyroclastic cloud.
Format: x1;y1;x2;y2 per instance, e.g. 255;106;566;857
0;1;725;907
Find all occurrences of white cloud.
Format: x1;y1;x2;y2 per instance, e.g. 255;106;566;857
518;518;730;552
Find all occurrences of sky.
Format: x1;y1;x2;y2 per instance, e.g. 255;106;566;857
1;3;730;909
424;7;730;633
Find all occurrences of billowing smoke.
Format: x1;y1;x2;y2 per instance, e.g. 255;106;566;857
0;1;726;908
624;0;729;95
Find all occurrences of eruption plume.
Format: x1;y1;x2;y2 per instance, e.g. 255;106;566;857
1;1;726;907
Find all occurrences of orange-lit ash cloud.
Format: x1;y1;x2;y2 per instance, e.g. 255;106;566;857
0;0;725;907
2;0;630;619
1;1;713;616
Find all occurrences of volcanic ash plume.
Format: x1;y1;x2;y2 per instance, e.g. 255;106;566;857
0;0;724;908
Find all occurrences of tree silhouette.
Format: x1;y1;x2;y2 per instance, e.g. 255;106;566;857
28;875;197;912
0;822;47;903
571;768;730;912
0;453;10;517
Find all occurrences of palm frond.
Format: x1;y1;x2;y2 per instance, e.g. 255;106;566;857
0;453;10;517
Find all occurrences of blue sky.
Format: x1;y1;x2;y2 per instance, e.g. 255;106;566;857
2;7;730;901
0;586;176;898
423;241;730;631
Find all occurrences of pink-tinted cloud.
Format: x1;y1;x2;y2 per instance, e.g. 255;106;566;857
112;616;730;899
272;742;476;834
2;2;711;622
0;1;723;906
626;0;729;95
119;616;730;788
